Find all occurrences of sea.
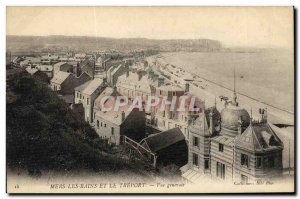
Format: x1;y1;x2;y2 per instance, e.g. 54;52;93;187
161;49;294;114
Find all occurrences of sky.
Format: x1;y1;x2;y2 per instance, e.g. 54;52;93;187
6;6;294;48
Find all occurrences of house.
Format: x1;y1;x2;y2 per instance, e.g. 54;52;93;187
41;54;59;65
50;71;91;95
181;78;284;184
12;56;23;66
140;127;188;167
115;69;201;138
20;57;41;67
116;70;154;124
74;53;87;61
25;56;41;64
234;118;283;183
107;64;128;87
50;71;74;93
20;60;30;68
93;87;146;145
74;78;105;123
53;62;73;75
187;105;221;176
80;59;95;78
25;66;50;83
36;65;53;78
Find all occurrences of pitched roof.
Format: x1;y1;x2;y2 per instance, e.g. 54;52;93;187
93;87;116;110
37;65;53;72
81;78;103;95
41;55;58;60
116;71;153;93
94;89;133;126
74;80;91;92
75;53;86;58
189;111;210;136
235;122;283;152
211;135;235;146
25;66;39;75
158;84;183;92
51;71;70;84
25;56;41;63
54;62;67;67
111;64;123;76
141;128;185;153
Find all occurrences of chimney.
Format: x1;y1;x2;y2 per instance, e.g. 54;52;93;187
158;76;164;87
259;108;267;123
75;62;80;77
121;111;125;122
185;82;190;93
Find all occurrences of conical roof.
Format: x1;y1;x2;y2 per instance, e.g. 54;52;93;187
235;122;283;153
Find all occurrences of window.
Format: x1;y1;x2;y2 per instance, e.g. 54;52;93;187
97;120;99;128
268;156;275;168
101;122;102;127
256;157;263;168
80;93;82;99
205;160;209;169
104;124;106;128
77;92;79;98
111;127;114;135
219;143;224;152
87;97;89;105
193;153;199;167
216;162;225;179
193;137;199;147
241;154;249;167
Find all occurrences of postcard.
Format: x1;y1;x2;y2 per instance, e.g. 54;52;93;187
6;6;295;194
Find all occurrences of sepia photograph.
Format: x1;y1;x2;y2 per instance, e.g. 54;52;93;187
5;6;295;194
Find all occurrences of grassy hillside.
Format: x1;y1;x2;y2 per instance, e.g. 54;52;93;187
6;69;138;176
7;35;222;54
